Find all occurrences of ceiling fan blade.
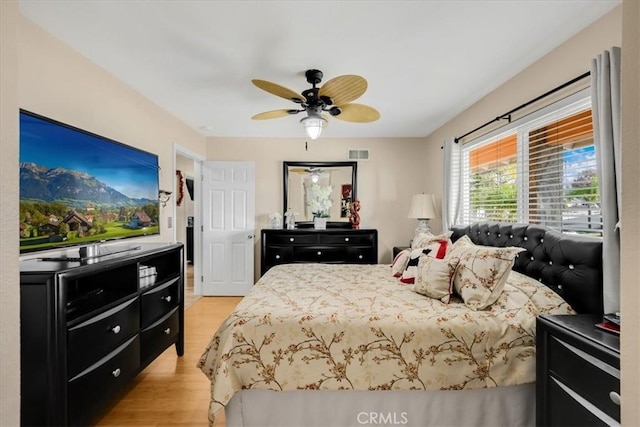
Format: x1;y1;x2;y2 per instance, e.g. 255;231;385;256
252;79;306;103
251;109;295;120
319;75;367;106
333;104;380;123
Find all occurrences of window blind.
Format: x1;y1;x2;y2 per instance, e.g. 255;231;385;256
460;95;601;236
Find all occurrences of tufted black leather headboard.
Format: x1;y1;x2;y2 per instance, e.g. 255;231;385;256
450;222;603;315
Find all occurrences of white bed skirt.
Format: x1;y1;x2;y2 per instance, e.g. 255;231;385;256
225;384;535;427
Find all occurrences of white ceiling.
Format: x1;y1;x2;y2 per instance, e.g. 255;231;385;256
18;0;619;139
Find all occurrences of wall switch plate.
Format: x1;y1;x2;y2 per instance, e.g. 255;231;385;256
167;216;173;228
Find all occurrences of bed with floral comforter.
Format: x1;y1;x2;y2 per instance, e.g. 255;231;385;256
197;262;573;423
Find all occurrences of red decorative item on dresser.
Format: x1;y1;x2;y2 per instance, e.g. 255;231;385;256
349;198;361;229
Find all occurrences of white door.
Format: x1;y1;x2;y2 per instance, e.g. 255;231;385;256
201;161;255;295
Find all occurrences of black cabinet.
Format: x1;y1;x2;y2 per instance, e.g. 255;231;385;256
20;243;184;426
536;314;620;427
261;229;378;275
393;246;410;258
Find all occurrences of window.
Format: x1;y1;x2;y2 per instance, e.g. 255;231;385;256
460;94;601;236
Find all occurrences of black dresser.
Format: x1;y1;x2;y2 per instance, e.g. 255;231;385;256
536;314;620;426
261;228;378;275
20;243;184;426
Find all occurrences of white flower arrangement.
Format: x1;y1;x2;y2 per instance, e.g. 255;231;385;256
268;212;283;229
307;184;333;218
268;212;282;221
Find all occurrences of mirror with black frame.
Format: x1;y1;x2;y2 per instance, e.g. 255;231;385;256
283;161;357;228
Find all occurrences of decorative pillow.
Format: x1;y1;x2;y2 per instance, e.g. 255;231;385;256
400;248;432;284
391;249;411;277
411;231;453;251
448;235;525;310
413;255;460;303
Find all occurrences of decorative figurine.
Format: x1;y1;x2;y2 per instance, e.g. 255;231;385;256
349;199;361;229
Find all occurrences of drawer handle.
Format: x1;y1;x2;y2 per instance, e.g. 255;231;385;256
112;368;121;378
358;255;363;259
111;325;121;334
317;251;322;256
162;295;172;303
275;254;280;259
344;237;350;242
163;328;171;335
610;391;621;406
289;237;295;242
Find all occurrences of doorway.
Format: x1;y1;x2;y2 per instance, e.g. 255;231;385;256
174;145;205;300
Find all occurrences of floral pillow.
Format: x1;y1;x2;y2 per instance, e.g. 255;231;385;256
391;249;411;277
412;254;460;303
411;231;453;252
447;235;525;310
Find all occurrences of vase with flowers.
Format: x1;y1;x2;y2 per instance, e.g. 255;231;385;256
307;184;333;229
268;212;282;229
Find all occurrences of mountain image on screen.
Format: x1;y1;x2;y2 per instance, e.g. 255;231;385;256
20;163;155;208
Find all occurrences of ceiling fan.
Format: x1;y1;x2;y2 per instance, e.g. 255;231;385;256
251;69;380;140
289;166;329;183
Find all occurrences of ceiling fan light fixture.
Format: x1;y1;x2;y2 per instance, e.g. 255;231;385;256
300;116;327;140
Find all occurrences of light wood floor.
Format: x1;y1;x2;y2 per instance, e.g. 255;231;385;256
95;296;243;427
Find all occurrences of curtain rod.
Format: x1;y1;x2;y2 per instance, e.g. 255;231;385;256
452;71;591;144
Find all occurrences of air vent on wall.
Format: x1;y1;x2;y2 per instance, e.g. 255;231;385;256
347;149;370;161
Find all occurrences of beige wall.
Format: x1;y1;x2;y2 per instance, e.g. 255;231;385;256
0;1;21;425
424;5;623;233
17;17;207;247
207;137;427;273
620;1;639;424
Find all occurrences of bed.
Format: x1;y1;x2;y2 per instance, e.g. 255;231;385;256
198;222;603;427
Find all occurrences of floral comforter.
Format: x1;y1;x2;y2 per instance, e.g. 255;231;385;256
197;263;573;422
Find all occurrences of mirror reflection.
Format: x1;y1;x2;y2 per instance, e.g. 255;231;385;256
284;161;357;224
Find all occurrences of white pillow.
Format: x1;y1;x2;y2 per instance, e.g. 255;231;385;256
391;249;411;277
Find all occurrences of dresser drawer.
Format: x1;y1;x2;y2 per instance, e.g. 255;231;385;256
67;296;139;378
68;335;140;426
141;276;179;327
267;233;317;244
264;245;294;265
346;246;376;263
141;307;179;365
547;378;611;426
319;233;373;245
294;246;346;262
548;335;620;421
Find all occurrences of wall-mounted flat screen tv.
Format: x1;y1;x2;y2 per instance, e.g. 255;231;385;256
19;110;160;254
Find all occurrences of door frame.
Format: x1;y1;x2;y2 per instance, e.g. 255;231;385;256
173;143;205;296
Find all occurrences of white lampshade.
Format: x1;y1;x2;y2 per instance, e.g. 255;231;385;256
408;193;437;235
408;193;437;219
301;116;327;140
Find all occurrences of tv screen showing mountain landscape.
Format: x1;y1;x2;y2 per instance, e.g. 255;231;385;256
19;110;160;253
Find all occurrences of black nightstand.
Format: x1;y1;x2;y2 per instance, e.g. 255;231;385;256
536;314;620;426
393;246;410;258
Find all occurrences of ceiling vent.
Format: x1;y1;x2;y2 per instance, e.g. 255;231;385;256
347;149;370;161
